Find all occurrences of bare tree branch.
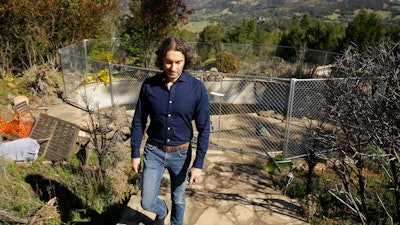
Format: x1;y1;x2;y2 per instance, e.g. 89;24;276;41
0;209;28;224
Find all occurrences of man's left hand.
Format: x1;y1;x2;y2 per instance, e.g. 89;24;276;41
188;167;202;185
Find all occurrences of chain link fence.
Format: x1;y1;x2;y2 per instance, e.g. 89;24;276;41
59;38;339;160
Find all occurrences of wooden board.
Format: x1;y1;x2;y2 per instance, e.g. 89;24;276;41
29;113;78;162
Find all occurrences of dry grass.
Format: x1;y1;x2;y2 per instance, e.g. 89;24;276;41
0;158;56;223
0;59;63;112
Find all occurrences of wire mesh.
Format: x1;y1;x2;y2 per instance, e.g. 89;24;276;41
58;39;342;159
197;72;291;158
283;79;329;158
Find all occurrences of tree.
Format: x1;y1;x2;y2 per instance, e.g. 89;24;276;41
279;14;344;52
307;20;344;52
226;19;258;44
199;24;227;43
0;0;121;75
122;0;194;67
283;15;308;48
342;9;385;52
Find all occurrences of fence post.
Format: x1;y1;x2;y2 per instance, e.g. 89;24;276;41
300;47;306;78
282;78;296;159
210;86;225;146
58;49;67;99
108;62;114;109
83;39;89;77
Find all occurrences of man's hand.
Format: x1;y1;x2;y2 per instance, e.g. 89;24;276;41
188;167;202;185
131;158;142;174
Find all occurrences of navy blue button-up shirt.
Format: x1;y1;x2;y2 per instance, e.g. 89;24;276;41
130;71;210;169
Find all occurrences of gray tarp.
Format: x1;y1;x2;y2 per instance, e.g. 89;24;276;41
0;138;40;162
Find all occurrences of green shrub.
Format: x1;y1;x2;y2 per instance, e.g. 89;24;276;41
215;51;240;73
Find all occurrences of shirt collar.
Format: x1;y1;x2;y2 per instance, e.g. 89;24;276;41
160;71;190;82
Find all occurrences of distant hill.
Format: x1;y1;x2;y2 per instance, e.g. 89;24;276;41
186;0;400;25
118;0;400;28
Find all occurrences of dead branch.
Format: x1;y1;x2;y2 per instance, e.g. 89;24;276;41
27;197;59;225
0;209;28;224
377;193;393;225
0;196;59;225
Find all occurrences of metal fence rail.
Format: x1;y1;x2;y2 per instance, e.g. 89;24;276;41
58;39;341;159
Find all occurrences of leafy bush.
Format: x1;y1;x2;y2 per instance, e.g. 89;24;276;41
90;50;117;63
0;0;120;73
215;51;240;73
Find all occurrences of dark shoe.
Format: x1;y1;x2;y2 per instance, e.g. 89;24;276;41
153;207;168;225
153;215;166;225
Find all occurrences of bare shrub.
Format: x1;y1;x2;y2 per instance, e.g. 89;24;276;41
246;57;299;77
23;57;63;105
76;97;135;211
306;41;400;224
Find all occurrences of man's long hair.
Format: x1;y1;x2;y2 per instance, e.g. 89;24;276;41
155;36;195;70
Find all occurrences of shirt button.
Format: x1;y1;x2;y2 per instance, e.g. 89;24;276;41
168;114;171;117
168;127;170;130
167;139;170;142
169;100;172;103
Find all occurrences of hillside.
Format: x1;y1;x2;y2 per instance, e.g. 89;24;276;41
186;0;400;25
118;0;400;27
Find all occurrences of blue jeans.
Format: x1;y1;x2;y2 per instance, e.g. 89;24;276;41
141;141;192;225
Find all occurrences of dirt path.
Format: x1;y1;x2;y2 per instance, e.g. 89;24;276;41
117;149;309;225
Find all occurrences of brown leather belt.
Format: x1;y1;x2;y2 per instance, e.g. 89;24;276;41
148;138;190;152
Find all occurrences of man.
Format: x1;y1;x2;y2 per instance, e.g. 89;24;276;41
130;36;210;225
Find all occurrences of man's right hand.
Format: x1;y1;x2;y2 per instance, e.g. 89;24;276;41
132;158;142;174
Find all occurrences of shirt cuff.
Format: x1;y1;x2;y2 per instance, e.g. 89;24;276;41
131;149;141;158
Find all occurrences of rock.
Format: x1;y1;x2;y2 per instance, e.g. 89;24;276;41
257;126;271;137
259;110;275;117
210;67;218;72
